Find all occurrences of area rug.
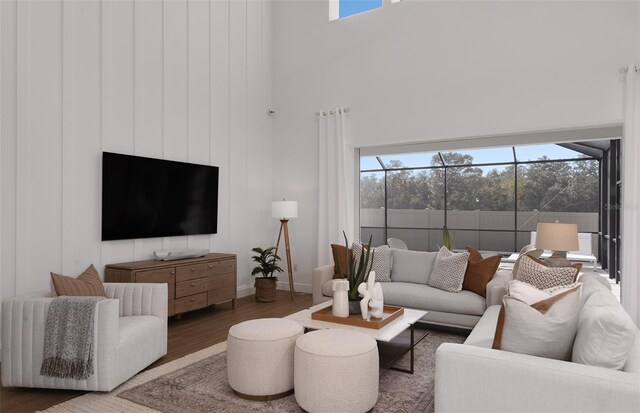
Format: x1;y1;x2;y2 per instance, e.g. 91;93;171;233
117;329;465;413
42;330;465;413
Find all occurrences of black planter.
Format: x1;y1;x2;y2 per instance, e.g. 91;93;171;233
348;299;362;315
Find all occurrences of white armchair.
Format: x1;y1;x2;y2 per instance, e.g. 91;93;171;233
1;283;167;392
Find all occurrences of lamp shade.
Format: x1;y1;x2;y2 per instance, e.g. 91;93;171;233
535;222;579;252
272;201;298;219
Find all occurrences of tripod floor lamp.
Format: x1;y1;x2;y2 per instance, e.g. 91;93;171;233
272;200;297;300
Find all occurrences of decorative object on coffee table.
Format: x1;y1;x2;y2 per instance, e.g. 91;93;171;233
331;279;349;317
272;200;298;300
535;221;579;267
335;232;375;315
251;247;282;303
311;305;404;329
370;281;384;318
227;318;303;400
358;271;384;320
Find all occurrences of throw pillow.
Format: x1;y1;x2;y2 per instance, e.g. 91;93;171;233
390;249;437;284
512;244;544;278
516;255;581;290
352;244;392;282
51;264;106;297
428;247;470;293
462;246;501;297
577;272;613;308
331;244;352;279
492;284;581;360
507;279;582;305
572;288;637;370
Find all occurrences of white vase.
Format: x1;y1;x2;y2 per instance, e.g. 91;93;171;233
332;279;349;318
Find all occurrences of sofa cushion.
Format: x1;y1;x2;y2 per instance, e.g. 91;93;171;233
429;247;470;293
578;272;612;308
117;315;166;385
464;305;501;348
463;247;501;298
353;244;392;282
493;285;581;360
380;282;486;316
515;255;581;290
390;249;437;284
623;333;640;373
572;288;637;370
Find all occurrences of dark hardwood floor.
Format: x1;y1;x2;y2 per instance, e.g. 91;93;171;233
0;290;313;413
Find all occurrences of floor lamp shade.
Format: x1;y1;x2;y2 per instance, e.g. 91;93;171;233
535;222;579;252
272;201;298;219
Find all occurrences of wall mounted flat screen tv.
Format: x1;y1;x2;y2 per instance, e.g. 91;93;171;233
102;152;219;241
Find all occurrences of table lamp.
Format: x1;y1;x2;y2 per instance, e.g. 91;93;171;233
272;200;298;300
535;221;579;267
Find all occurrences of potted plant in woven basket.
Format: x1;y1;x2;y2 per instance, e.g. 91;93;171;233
251;247;282;303
335;232;375;315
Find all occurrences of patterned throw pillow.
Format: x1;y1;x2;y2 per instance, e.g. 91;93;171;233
516;255;581;290
512;244;543;278
428;247;470;293
352;244;392;282
51;264;106;297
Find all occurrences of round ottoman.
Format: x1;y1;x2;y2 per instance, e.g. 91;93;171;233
294;329;379;413
227;318;303;400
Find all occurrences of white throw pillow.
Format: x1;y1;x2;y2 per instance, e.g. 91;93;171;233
516;255;581;290
428;247;469;293
352;244;392;282
508;280;582;305
572;289;637;370
493;285;581;361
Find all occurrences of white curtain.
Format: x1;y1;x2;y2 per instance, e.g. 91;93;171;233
317;108;355;266
622;65;640;325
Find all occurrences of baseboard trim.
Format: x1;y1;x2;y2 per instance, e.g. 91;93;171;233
237;282;312;298
276;281;312;294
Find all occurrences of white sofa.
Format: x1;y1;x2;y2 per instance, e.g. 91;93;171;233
435;275;640;412
1;283;168;392
312;248;510;330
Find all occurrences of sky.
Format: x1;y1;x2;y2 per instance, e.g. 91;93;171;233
340;0;382;18
361;144;587;171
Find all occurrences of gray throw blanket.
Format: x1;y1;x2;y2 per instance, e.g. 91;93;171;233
40;296;104;380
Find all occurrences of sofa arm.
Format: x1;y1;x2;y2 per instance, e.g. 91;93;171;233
485;269;512;307
435;343;640;413
1;295;120;390
104;283;167;319
312;265;334;305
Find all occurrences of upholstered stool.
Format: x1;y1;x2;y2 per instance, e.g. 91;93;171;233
294;329;379;413
227;318;303;400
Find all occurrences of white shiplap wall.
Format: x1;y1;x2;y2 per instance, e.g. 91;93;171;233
0;0;274;300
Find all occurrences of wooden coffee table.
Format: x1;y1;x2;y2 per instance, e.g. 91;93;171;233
286;301;428;374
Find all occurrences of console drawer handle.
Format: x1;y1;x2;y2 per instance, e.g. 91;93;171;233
190;298;195;302
171;270;175;274
209;265;213;268
191;282;196;286
191;267;196;271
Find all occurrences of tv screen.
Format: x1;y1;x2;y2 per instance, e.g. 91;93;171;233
101;152;219;241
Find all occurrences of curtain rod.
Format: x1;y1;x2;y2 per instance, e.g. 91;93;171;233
316;107;350;116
